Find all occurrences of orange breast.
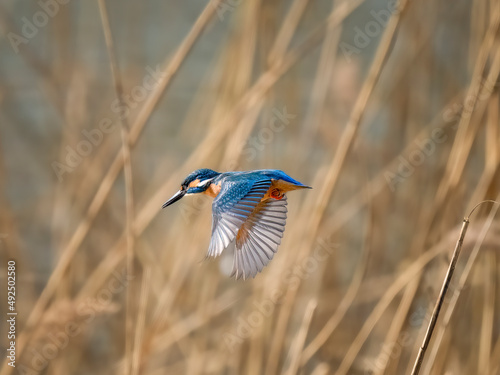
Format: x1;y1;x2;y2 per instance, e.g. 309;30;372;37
204;182;222;198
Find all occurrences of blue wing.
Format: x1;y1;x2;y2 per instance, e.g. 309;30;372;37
208;179;272;258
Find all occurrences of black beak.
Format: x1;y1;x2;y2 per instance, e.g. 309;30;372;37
162;189;186;208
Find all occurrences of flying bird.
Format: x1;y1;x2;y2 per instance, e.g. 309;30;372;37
162;169;311;279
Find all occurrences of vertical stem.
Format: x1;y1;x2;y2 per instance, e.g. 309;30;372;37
411;219;469;375
97;1;135;374
411;199;500;374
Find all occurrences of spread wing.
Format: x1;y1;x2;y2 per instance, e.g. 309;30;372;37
208;179;272;258
231;196;287;279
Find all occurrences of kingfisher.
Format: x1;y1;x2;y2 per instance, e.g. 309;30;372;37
162;169;311;279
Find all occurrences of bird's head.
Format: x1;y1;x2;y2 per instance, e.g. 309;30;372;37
162;168;220;208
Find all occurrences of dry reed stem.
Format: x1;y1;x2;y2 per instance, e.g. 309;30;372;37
301;0;342;150
422;196;500;373
412;199;500;375
284;299;317;375
491;280;500;373
248;328;264;375
468;0;488;69
478;252;495;375
131;267;151;375
267;0;310;65
470;90;500;205
97;2;136;373
476;94;499;375
310;363;330;375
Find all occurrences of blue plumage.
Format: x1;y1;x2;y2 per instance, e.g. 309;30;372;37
181;168;220;188
213;169;309;188
162;169;311;279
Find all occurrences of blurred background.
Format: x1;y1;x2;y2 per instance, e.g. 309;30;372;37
0;0;499;374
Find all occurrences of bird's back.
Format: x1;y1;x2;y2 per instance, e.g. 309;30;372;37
215;169;308;188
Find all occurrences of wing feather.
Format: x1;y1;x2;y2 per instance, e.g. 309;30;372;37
231;196;288;279
207;177;289;279
207;179;272;258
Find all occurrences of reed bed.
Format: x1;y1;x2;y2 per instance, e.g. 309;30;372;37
0;0;499;374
